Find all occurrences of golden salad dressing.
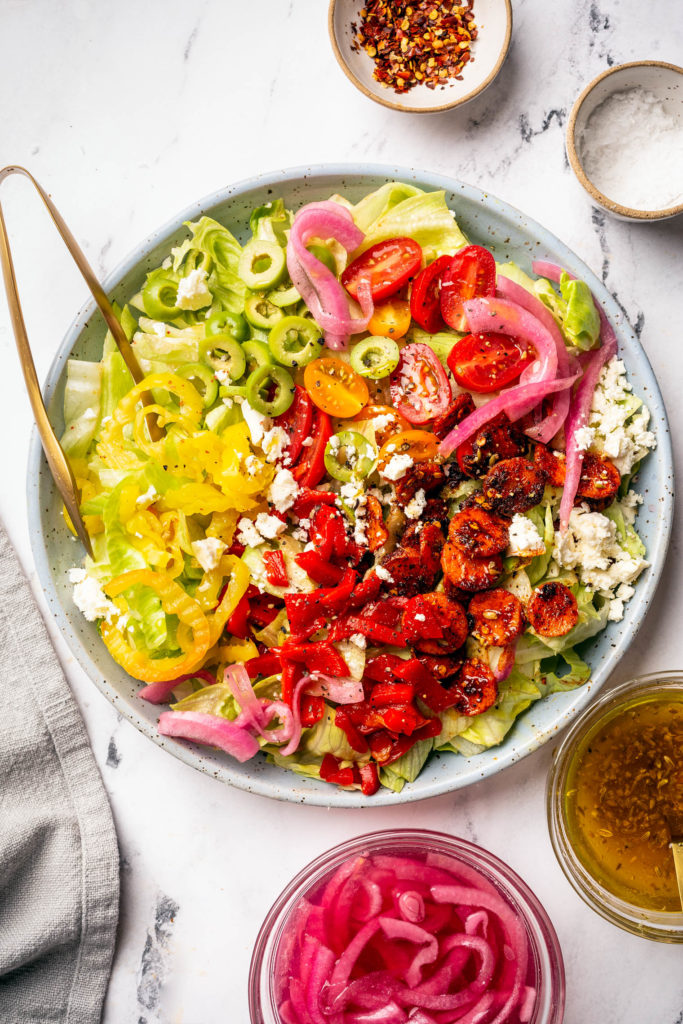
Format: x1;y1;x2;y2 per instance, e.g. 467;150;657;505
564;694;683;912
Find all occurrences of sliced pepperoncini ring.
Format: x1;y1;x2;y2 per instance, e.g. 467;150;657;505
101;569;211;682
98;372;204;461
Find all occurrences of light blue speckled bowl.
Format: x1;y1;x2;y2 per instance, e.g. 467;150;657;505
28;164;674;806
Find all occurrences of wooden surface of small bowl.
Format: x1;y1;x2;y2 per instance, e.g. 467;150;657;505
567;61;683;222
328;0;512;114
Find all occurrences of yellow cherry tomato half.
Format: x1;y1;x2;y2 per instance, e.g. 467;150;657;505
377;429;441;470
303;357;369;418
352;403;409;447
368;298;412;340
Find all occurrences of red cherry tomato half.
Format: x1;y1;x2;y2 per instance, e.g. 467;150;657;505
440;245;496;332
447;332;535;394
409;254;451;333
341;237;423;302
390;343;452;425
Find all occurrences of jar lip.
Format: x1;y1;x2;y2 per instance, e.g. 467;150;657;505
546;673;683;940
249;828;565;1024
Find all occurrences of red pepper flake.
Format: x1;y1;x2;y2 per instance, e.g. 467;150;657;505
351;1;477;93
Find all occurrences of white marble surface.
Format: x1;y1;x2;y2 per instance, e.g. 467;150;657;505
1;1;682;1022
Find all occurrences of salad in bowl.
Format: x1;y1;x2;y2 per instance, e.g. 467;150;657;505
61;181;656;796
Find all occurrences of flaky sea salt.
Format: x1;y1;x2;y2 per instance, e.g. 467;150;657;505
579;86;683;211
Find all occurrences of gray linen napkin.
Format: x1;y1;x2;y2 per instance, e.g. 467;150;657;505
0;520;119;1024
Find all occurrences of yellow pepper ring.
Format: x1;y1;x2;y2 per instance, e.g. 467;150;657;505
101;569;211;682
206;555;250;646
99;372;203;452
132;404;197;460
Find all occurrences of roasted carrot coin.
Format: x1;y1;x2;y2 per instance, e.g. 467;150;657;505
448;506;510;558
457;414;526;479
441;541;502;592
395;462;446;506
403;592;468;654
365;494;389;553
380;549;437;597
577;452;621;503
452;658;498;716
432;393;475;440
469;589;525;647
527;582;579;637
533;444;566;487
479;457;547;517
416;653;463;680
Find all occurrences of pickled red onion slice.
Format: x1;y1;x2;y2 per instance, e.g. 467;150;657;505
157;710;259;762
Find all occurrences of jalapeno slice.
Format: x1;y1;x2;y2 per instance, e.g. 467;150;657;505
176;362;219;408
307;243;337;274
244;293;285;330
141;269;181;320
324;430;377;483
219;384;247;399
245;364;295;417
350;336;401;379
205;310;248;341
242;339;273;376
238;239;287;291
268;316;323;368
199;336;246;381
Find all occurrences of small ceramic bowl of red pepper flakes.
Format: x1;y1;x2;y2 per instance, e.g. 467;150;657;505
328;0;512;113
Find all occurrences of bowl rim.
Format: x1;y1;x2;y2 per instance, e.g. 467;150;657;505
327;0;513;114
27;161;675;806
546;672;683;940
566;60;683;220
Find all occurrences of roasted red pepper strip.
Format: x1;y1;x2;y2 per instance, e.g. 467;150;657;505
346;701;428;736
272;384;313;465
348;572;383;608
394;658;463;713
244;652;282;679
291;488;338;518
292;408;332;487
247;594;282;627
280;659;303;708
364;653;408;683
320;568;358;612
295;550;345;586
263;549;289;587
335;707;369;754
319;753;356;787
369;682;415;706
310;504;348;562
300;694;325;727
369;717;442;766
284;570;357;635
359;761;380;795
276;640;349;677
328;615;407;647
226;594;251;639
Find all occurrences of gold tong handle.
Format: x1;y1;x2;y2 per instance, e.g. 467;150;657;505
0;166;151;559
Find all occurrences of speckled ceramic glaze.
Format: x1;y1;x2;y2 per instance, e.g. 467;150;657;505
28;164;674;807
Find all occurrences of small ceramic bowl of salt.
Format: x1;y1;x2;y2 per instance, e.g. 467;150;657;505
567;61;683;221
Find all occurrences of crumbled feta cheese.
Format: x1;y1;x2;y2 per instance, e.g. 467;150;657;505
507;514;545;557
574;426;595;452
243;455;261;477
69;568;119;623
222;397;234;409
404;488;427;521
328;434;341;453
553;505;648;595
588;357;656;474
262;425;290;464
254;513;287;540
382;453;414;481
136;485;158;507
292;527;308;543
215;368;230;383
298;518;311;531
349;633;367;649
369;413;394;431
150;321;167;338
268;468;300;513
301;437;314;447
237;517;263;548
414;613;426;623
375;565;394;583
191;537;226;572
241;400;271;445
620;490;643;525
176;268;212;311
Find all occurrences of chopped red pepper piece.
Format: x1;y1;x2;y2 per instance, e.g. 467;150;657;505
359;761;380;796
295;550;345;586
368;717;442;766
276;640;349;677
393;658;464;713
369;682;415;706
328;615;407;648
247;594;282;627
292;408;332;487
226;594;251;639
291;488;338;518
272;384;313;465
263;549;289;587
280;659;303;707
334;707;369;753
300;694;325;727
244;652;282;679
319;753;357;787
348;572;383;608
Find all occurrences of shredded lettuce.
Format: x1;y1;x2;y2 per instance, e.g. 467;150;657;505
266;706;358;779
355;188;468;262
60;360;103;457
380;739;433;793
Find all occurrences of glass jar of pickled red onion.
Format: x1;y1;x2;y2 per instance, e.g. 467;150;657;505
249;829;565;1024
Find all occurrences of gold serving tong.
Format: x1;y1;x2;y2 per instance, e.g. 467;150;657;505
0;166;154;559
